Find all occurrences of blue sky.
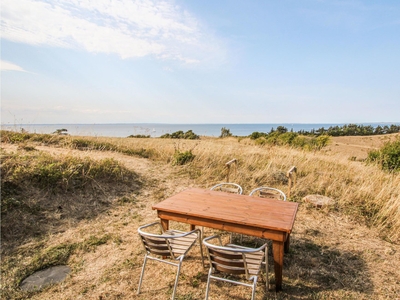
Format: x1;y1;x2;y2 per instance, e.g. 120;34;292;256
1;0;399;125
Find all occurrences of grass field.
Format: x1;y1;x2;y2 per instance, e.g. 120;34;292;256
1;132;399;299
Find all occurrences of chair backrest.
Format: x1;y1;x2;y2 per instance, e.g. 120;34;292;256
210;183;243;195
207;246;248;275
138;222;176;258
138;222;200;260
249;187;286;201
203;235;266;280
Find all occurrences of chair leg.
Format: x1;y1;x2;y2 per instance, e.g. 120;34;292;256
197;235;205;268
205;268;212;300
265;248;269;291
251;277;257;300
172;258;183;300
137;254;148;294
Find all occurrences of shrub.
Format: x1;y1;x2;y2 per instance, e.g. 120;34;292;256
53;129;68;135
127;134;150;138
0;130;32;143
312;135;331;150
254;137;267;146
367;139;400;172
172;150;195;165
278;132;298;145
160;130;199;139
220;127;232;138
249;132;267;140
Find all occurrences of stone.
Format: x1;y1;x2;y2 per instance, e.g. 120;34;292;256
20;265;71;291
303;194;335;208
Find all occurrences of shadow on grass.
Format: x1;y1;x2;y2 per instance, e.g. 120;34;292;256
229;234;373;299
1;176;143;255
272;237;373;298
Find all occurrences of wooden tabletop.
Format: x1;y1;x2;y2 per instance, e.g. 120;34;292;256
152;188;299;234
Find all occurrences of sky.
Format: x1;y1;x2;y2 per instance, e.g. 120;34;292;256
1;0;399;125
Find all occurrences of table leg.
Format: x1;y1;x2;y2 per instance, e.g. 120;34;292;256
284;234;290;253
272;240;284;292
160;218;169;231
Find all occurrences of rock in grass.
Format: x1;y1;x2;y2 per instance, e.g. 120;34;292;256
303;195;335;208
20;265;71;291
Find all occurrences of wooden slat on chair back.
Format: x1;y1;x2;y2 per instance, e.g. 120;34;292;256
208;248;246;275
140;235;171;257
168;235;195;256
259;190;281;199
219;187;240;194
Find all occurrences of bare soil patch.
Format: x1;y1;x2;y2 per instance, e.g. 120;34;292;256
324;133;400;160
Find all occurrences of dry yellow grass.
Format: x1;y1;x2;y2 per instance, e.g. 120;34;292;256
1;133;399;299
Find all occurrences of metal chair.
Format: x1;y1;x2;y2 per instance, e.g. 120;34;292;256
210;183;243;195
203;235;268;300
205;183;243;241
246;187;287;246
137;221;204;299
249;187;287;201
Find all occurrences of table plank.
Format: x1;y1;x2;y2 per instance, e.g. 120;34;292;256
153;188;298;233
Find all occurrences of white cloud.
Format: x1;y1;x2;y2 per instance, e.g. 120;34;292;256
0;0;222;63
0;60;28;72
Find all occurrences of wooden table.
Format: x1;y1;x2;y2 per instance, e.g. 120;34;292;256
152;188;299;292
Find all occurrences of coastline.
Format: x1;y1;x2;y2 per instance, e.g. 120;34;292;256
2;122;399;138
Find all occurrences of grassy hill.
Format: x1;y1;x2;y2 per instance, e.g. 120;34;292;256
1;131;399;299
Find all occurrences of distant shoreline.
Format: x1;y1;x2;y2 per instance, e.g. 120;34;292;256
2;122;400;138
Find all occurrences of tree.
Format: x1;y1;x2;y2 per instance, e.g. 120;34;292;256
53;129;68;135
220;127;232;138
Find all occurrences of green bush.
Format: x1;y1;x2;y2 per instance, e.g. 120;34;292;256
278;132;298;145
172;150;195;165
291;136;307;148
160;130;199;139
254;137;267;146
127;134;150;138
311;135;331;150
249;132;267;140
249;130;330;151
0;130;32;143
367;139;400;172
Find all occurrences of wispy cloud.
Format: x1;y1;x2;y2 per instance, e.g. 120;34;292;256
1;0;222;63
0;60;28;72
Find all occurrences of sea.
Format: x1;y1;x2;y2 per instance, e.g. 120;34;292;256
1;123;399;138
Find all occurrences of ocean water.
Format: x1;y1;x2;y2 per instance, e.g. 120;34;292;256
1;123;399;138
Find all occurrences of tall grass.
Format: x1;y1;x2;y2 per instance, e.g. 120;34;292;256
94;135;400;242
1;130;399;243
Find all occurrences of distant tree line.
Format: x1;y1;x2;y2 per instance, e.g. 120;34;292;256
127;134;150;138
297;123;400;136
246;124;400;151
249;126;330;150
249;124;400;138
